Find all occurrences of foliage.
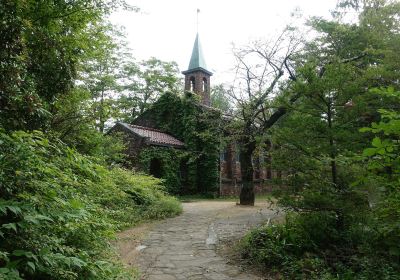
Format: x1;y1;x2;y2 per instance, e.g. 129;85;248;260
0;130;181;279
77;23;127;133
136;92;222;195
240;1;400;278
241;213;399;279
0;1;186;279
119;58;182;122
48;87;127;165
0;0;130;131
356;87;400;265
210;84;232;113
138;147;187;194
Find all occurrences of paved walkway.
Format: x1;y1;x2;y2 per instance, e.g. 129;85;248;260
117;201;278;280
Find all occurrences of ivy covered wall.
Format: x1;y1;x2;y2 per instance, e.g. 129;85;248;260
138;146;187;194
135;92;222;195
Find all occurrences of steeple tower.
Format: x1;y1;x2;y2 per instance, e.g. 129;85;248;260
182;33;213;106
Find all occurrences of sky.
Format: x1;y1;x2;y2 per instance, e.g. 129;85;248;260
110;0;338;85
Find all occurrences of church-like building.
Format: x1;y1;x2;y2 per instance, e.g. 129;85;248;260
110;33;278;195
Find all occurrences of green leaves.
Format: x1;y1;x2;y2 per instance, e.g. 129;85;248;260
362;148;377;156
0;0;127;131
119;58;181;121
0;129;180;279
0;202;22;216
362;137;395;157
2;223;17;233
372;137;382;148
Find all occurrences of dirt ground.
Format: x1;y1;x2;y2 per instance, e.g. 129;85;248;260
116;200;281;280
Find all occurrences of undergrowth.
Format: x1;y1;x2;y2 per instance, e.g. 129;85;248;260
0;130;182;279
240;213;400;280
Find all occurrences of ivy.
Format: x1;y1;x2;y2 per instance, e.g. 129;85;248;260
138;92;222;195
138;147;187;194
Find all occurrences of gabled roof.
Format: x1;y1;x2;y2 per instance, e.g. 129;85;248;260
182;33;212;75
117;122;184;148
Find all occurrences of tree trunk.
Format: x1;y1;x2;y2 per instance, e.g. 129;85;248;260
99;89;105;133
327;102;337;186
327;100;343;230
239;136;256;205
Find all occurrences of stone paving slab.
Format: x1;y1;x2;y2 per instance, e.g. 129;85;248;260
118;201;278;280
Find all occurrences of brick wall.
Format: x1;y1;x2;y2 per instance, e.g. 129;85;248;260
219;181;275;196
108;123;147;166
184;71;211;106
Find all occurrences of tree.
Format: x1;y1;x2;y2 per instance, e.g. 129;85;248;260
359;87;400;263
77;23;127;133
228;28;301;205
119;57;181;122
210;84;232;113
240;1;400;278
0;0;131;131
272;0;400;225
47;19;132;157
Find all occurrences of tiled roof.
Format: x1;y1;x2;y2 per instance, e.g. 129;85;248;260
119;122;184;148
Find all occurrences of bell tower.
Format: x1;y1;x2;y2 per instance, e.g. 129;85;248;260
182;33;213;106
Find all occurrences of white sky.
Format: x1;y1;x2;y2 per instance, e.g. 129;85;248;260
110;0;338;85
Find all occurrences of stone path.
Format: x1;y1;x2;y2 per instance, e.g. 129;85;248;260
117;201;279;280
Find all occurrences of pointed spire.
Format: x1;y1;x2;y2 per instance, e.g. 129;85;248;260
185;33;212;74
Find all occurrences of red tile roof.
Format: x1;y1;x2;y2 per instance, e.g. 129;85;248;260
120;123;184;148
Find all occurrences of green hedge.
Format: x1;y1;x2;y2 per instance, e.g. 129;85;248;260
0;130;182;279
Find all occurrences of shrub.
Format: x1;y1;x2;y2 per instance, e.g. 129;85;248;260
240;211;399;279
0;130;181;279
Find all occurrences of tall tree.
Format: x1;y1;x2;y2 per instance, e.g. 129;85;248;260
228;28;301;205
240;2;400;277
272;0;400;221
78;23;127;133
0;0;131;131
119;58;181;122
210;84;232;113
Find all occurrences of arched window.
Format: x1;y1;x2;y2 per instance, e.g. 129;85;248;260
202;77;208;92
190;76;195;92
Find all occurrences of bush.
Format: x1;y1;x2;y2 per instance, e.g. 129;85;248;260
109;170;182;222
240;212;399;279
0;130;182;279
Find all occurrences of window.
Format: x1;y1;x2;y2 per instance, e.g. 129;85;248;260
265;154;272;179
202;77;208;92
266;168;272;179
234;144;240;162
190;76;195;91
235;152;240;162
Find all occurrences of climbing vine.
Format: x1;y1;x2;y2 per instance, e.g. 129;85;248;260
138;92;222;195
138;146;187;194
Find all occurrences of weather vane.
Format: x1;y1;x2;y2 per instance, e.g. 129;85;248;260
197;8;200;33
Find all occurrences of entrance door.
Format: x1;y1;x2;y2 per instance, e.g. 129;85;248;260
149;158;163;178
